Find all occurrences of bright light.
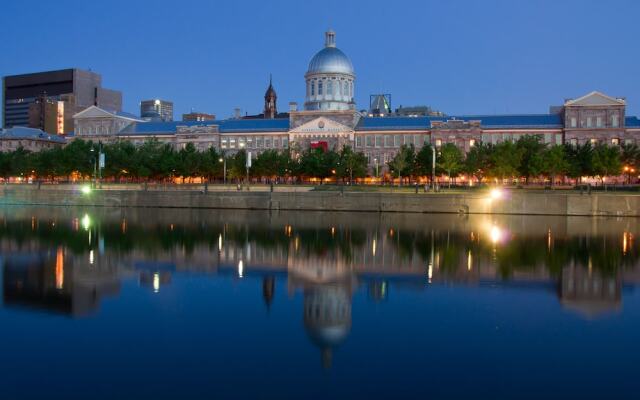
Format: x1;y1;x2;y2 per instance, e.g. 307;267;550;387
218;233;223;251
238;260;244;278
489;188;503;200
153;272;160;293
490;225;504;244
81;214;91;230
81;185;91;195
89;249;94;265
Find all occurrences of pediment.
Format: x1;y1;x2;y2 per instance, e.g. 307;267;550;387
290;117;353;134
73;105;118;119
565;91;625;107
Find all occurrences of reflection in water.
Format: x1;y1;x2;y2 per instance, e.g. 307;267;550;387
0;207;639;368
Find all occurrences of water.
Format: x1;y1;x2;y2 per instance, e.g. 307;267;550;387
0;206;638;399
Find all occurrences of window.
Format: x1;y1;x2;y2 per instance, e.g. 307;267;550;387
393;135;401;147
229;138;236;148
625;138;634;146
238;137;246;148
555;133;563;144
355;136;363;147
366;135;374;147
404;135;414;145
469;139;476;147
318;81;323;95
282;137;289;148
435;139;442;148
481;134;490;143
503;133;512;142
587;117;592;128
265;138;272;148
311;82;315;96
344;82;348;96
414;135;421;147
375;135;383;148
384;135;393;147
612;114;619;127
544;133;552;144
492;135;499;145
247;137;254;148
596;116;602;127
611;138;620;146
273;138;280;148
327;81;333;95
257;137;264;148
570;117;577;128
590;138;598;145
221;138;228;149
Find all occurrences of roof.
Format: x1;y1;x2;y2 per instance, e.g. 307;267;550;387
118;118;290;136
356;114;563;131
0;127;66;143
626;116;640;128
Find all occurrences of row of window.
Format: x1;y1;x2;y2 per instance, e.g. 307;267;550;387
309;79;352;98
355;134;429;148
220;136;289;150
569;115;619;128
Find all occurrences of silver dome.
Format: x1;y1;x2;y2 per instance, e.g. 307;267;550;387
307;47;355;76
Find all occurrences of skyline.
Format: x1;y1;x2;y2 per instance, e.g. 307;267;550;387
3;0;640;120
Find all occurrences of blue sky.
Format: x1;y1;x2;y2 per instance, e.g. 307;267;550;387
2;0;640;119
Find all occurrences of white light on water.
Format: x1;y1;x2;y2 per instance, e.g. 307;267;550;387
238;260;244;278
82;214;91;230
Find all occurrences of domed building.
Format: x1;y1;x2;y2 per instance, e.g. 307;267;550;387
304;30;355;111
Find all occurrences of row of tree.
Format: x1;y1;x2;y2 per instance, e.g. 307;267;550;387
0;136;638;184
388;135;639;185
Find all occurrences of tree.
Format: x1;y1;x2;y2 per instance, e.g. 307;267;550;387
252;149;282;180
565;142;594;184
437;143;464;188
516;135;546;184
337;146;367;184
464;143;493;184
388;144;416;184
104;140;137;182
488;141;522;183
592;143;622;186
228;149;248;181
542;145;569;186
177;143;202;182
299;147;338;182
415;144;435;181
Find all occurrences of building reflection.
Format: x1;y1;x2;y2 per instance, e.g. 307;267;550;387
1;210;640;367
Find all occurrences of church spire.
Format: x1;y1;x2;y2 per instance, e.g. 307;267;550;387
264;74;277;119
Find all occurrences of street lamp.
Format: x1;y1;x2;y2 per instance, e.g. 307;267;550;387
374;158;379;183
219;157;226;185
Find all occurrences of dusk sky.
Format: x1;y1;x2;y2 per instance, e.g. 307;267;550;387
3;0;640;119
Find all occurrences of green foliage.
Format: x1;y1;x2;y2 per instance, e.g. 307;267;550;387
299;147;339;180
388;144;416;181
592;143;622;181
437;143;464;185
337;146;368;183
488;141;522;181
516;135;546;183
463;142;492;182
542;145;569;185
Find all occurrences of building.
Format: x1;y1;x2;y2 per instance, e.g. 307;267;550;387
27;93;65;135
2;68;122;134
73;105;145;137
182;111;216;122
0;126;66;152
140;99;173;122
71;31;640;175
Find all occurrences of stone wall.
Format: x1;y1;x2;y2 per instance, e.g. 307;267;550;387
1;186;640;216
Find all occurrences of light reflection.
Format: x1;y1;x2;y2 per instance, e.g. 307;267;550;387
467;250;473;271
89;249;94;265
238;260;244;278
218;233;223;251
490;225;504;244
55;246;64;290
153;272;160;293
372;238;377;256
81;214;91;231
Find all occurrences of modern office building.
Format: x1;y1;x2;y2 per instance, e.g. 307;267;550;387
71;30;640;174
2;68;122;134
27;93;65;135
140;99;173;122
182;111;216;122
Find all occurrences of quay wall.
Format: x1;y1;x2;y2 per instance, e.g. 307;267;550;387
0;186;639;216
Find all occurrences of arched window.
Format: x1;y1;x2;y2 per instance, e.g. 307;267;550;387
311;82;315;96
327;80;333;95
318;81;323;95
344;82;348;97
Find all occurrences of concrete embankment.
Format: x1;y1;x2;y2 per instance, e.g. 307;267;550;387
0;186;639;216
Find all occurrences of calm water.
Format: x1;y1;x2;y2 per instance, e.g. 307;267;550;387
0;207;639;399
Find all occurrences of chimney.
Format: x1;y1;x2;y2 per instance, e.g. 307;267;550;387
289;102;298;112
234;108;241;119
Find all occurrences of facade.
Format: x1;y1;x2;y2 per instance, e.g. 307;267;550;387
182;112;216;121
27;93;65;135
140;99;174;122
0;126;66;152
2;68;122;134
73;106;145;137
71;31;640;175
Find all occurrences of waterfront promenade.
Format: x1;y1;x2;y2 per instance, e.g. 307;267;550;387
1;183;639;216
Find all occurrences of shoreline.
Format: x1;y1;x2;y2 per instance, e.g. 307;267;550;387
1;185;639;217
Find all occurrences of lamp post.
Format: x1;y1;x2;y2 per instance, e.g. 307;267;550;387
219;157;226;185
374;158;379;184
90;147;96;188
431;145;436;191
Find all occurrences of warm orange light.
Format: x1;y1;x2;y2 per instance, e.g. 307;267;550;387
55;247;64;290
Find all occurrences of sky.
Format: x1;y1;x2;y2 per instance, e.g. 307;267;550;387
2;0;640;119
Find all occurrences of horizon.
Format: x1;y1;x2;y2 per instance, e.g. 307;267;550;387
2;0;640;120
